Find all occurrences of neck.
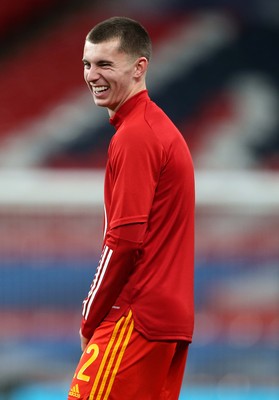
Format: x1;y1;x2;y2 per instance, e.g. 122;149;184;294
108;81;146;118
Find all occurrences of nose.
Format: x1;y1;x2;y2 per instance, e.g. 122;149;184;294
85;66;100;82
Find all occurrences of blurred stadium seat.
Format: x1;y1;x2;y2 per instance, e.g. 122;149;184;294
0;0;59;37
0;1;278;170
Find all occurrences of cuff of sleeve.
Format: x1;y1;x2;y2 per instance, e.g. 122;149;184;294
80;317;93;340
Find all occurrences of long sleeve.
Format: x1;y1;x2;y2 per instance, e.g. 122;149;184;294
81;223;147;340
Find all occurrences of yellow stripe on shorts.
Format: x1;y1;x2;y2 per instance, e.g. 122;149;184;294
89;310;134;400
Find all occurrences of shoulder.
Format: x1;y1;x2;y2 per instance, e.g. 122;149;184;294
112;105;158;149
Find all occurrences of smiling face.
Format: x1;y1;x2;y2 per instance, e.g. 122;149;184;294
83;38;148;116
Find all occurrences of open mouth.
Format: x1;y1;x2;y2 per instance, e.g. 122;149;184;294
92;86;109;95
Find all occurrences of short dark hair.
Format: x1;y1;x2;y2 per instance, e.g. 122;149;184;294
86;16;152;61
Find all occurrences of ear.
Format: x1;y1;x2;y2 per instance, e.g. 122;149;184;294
134;57;148;78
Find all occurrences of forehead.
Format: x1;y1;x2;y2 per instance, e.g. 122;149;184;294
83;39;124;61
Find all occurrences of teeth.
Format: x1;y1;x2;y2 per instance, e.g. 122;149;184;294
92;86;109;93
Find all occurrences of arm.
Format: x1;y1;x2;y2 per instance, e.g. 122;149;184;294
80;222;147;341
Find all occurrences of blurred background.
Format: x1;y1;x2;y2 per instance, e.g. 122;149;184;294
0;0;279;399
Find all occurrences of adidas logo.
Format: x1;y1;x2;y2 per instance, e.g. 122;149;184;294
69;383;81;398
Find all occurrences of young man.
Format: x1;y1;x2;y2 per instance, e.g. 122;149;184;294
68;16;195;400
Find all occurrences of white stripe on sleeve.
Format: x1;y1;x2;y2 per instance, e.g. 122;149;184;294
82;245;113;320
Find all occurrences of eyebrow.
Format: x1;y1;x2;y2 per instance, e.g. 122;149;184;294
82;58;113;66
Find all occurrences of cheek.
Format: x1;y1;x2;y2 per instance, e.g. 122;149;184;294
113;76;129;92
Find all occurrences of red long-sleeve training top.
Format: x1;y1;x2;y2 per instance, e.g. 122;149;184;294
81;90;195;342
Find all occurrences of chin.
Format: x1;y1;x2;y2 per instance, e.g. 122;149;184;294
93;99;109;108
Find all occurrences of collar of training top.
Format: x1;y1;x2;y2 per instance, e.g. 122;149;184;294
110;90;149;130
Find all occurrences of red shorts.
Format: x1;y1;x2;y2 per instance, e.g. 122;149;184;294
68;310;189;400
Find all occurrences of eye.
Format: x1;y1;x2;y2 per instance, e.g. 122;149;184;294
83;61;90;69
99;61;112;68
